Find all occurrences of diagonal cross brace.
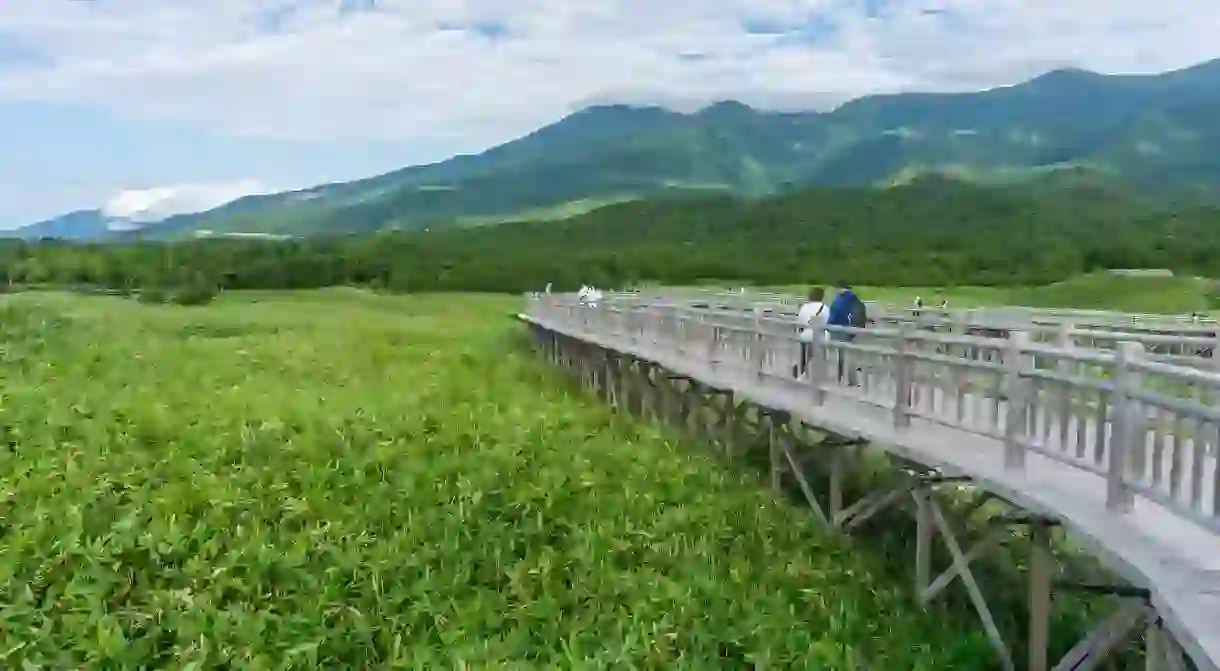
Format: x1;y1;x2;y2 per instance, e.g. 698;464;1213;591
916;490;1016;671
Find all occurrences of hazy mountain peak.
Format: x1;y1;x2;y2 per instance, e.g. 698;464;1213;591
697;100;757;116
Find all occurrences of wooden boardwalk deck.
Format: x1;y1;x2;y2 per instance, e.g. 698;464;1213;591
522;293;1220;671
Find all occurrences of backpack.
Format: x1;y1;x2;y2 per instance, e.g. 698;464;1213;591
848;296;867;328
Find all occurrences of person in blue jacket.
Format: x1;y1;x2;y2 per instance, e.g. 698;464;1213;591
826;285;867;383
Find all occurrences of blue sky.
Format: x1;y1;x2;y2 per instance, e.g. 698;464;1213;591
0;100;453;225
1;0;1217;228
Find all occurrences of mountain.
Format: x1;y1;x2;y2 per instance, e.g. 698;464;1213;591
21;57;1220;240
8;209;127;242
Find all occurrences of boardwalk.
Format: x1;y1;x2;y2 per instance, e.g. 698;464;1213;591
522;292;1220;671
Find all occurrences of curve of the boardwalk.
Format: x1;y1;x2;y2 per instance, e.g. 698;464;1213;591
521;291;1220;671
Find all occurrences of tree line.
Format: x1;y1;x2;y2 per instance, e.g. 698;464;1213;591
4;180;1220;296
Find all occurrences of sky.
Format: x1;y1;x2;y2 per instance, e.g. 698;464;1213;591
1;0;1218;229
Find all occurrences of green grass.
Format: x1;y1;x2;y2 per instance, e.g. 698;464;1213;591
0;290;994;668
1006;273;1214;313
453;195;641;228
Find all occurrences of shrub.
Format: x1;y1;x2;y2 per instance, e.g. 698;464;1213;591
136;286;169;303
170;282;218;306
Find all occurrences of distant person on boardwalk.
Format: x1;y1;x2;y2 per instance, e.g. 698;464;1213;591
827;285;868;384
792;286;827;379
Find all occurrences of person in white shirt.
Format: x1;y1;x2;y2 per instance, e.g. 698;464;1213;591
793;286;827;378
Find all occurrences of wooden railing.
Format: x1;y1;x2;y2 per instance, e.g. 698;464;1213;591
529;294;1220;534
610;286;1218;327
599;290;1220;369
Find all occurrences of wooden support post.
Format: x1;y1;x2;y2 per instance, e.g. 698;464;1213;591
607;356;619;408
683;382;699;435
660;374;677;427
913;487;932;593
594;349;606;398
638;362;653;418
829;448;845;525
721;392;736;459
618;359;632;415
1028;521;1054;671
1145;615;1189;671
635;362;651;417
768;414;783;492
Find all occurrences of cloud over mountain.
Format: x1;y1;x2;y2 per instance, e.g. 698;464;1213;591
101;179;268;227
1;0;1216;148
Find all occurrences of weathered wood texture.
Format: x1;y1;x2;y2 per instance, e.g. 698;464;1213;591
522;292;1220;671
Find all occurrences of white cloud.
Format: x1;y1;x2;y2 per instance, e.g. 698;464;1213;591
0;0;1217;148
101;179;269;228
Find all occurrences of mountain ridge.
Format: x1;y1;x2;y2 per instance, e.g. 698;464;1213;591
13;57;1220;241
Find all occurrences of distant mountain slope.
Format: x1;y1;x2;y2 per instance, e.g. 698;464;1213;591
17;58;1220;240
9;209;124;241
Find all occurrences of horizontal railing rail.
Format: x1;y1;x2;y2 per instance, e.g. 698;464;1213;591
591;292;1219;369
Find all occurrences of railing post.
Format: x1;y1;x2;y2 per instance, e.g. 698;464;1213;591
706;323;719;370
809;328;827;406
1208;330;1220;374
1003;330;1032;470
752;316;767;380
893;324;914;429
676;314;688;357
1057;322;1075;348
1107;340;1145;511
1055;322;1076;385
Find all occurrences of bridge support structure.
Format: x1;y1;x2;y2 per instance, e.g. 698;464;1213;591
525;322;1203;671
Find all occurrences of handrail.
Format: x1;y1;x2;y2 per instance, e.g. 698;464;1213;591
595;293;1220;369
612;287;1219;330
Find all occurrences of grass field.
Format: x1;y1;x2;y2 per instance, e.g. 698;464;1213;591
0;289;998;668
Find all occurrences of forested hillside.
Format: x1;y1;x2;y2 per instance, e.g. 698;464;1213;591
4;180;1218;296
14;59;1220;241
